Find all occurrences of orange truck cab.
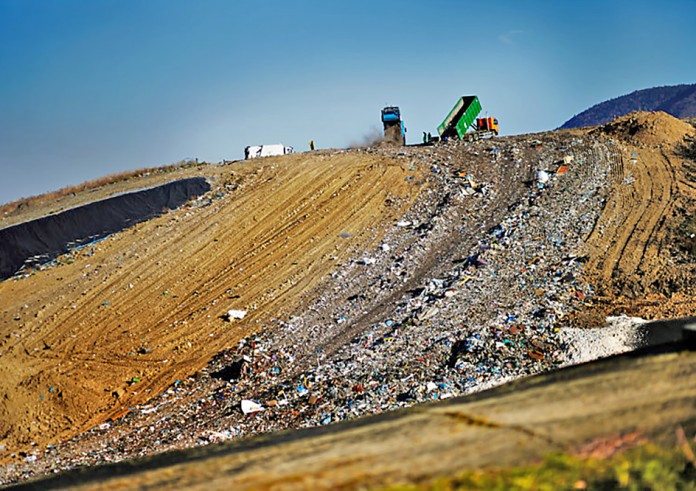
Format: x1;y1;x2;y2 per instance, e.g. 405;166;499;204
476;117;499;135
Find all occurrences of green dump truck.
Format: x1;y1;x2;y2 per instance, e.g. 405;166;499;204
437;96;498;141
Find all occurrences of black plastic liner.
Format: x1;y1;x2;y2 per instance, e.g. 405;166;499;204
0;177;210;280
636;317;696;348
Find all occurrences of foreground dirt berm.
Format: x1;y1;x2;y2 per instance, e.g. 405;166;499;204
0;112;694;485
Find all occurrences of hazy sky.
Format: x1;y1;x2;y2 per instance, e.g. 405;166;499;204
1;0;695;204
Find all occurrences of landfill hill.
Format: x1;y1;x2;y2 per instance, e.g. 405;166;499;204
560;83;696;129
1;112;695;487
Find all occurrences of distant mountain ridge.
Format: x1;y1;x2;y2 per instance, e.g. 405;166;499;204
560;83;696;129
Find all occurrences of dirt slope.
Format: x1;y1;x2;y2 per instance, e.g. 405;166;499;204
0;152;422;459
583;112;696;319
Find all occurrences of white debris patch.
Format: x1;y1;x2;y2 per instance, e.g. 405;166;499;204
558;315;648;367
226;309;248;321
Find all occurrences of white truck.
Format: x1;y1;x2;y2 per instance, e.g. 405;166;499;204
244;144;293;160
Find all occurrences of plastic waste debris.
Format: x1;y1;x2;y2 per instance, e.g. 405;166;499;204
226;310;247;321
240;399;264;415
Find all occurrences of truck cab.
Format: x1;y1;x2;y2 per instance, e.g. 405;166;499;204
476;117;499;135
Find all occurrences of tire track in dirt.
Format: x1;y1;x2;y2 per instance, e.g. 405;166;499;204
583;145;624;280
584;112;696;316
586;147;669;295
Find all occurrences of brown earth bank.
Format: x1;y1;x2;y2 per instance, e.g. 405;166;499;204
0;152;423;463
580;112;696;322
0;112;695;486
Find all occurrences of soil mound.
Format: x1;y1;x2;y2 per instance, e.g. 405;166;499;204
581;110;696;323
593;111;695;147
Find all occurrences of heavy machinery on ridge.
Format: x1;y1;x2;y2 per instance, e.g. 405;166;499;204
437;95;498;141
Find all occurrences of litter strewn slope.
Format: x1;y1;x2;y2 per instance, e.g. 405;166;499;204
1;113;695;485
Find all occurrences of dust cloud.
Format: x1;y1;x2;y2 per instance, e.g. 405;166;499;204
349;126;384;148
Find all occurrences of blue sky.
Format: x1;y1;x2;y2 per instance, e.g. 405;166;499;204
1;0;695;204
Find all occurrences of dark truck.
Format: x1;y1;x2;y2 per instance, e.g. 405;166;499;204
381;106;406;145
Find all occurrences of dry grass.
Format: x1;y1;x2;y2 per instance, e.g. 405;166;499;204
0;159;202;219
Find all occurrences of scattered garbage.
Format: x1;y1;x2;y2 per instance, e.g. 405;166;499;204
3;132;617;484
226;310;247;321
